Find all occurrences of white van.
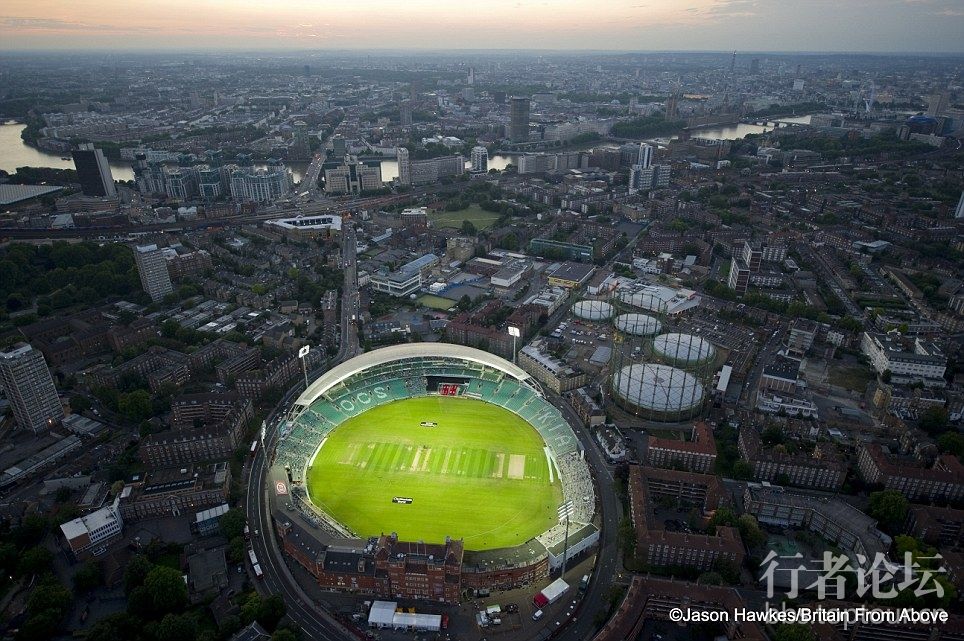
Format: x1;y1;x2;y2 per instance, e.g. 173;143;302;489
532;609;544;621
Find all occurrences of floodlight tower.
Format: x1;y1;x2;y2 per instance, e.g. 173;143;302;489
558;500;575;577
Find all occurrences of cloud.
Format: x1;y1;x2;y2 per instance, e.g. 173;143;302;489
0;15;153;33
2;17;92;30
704;0;763;17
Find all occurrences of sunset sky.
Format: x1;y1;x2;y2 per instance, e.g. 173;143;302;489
1;0;962;52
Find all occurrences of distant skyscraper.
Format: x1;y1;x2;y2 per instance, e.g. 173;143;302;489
134;244;174;303
665;92;679;120
332;135;348;158
927;91;950;117
292;121;310;151
638;143;654;169
730;51;736;73
467;67;475;85
71;143;116;198
470;146;488;173
397;147;411;186
0;343;63;433
750;58;761;74
955;191;964;219
509;97;530;143
399;100;413;127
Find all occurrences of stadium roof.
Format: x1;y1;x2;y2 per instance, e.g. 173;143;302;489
293;343;533;411
0;184;64;206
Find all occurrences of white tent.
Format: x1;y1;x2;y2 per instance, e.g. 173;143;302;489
368;601;396;628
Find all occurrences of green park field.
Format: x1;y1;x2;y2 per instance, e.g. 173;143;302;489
416;294;457;310
429;204;501;230
306;396;561;550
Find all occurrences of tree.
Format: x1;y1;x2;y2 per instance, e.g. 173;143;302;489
85;613;143;641
150;612;198;641
74;559;103;592
69;395;91;412
461;219;477;235
17;546;53;577
711;558;741;584
118;389;152;422
737;514;766;549
919;406;949;435
220;508;247;539
773;624;817;641
18;578;72;641
136;565;188;619
868;490;909;530
228;536;246;564
732;461;754;480
937;432;964;457
257;595;287;632
271;629;299;641
241;593;263;625
697;571;724;585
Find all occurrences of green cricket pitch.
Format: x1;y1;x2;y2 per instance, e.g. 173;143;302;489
306;396;562;550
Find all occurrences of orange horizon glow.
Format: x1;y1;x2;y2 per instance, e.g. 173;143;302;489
1;0;962;52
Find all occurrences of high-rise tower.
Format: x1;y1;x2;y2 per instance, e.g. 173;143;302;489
71;143;116;198
134;244;174;303
509;97;530;143
470;146;488;173
396;147;411;186
0;343;63;433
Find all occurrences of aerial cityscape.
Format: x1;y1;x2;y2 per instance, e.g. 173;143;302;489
0;2;962;641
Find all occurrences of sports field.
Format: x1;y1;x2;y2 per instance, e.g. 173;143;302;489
306;396;562;550
429;204;501;230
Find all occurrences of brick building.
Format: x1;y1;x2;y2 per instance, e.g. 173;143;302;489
857;444;964;503
88;346;191;392
628;465;744;572
645;421;717;474
118;462;230;520
738;427;846;491
276;520;464;604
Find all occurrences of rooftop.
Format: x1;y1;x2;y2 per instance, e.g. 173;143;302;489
0;183;64;206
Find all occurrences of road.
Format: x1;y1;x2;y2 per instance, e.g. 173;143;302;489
741;326;786;406
299;151;327;198
244;217;362;640
337;220;360;360
547;392;623;641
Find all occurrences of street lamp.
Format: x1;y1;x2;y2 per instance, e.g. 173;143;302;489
507;326;521;364
558;500;575;578
298;345;310;390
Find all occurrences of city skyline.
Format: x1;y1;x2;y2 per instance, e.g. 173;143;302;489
2;0;964;53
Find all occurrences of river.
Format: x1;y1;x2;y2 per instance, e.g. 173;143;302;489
683;114;812;140
2;113;795;187
0;121;136;181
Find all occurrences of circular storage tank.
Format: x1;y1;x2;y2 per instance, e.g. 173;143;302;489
652;333;716;365
612;363;705;419
573;300;614;321
614;313;662;337
617;290;667;314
